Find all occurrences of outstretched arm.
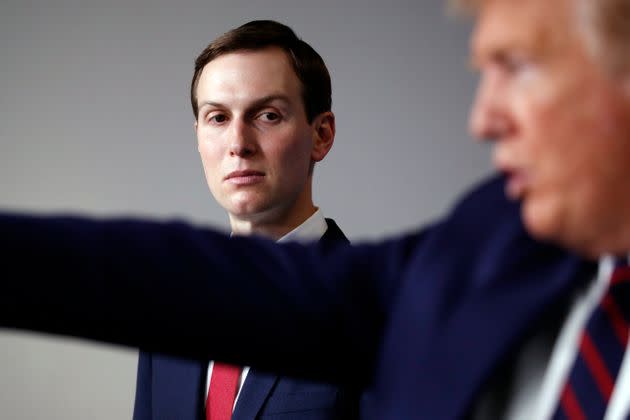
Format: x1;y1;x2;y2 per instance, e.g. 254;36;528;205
0;212;427;386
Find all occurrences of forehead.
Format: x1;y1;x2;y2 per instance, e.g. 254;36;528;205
197;47;301;102
470;0;573;62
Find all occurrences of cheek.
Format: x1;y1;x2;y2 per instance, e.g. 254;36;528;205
198;147;215;169
514;81;584;170
268;133;312;174
511;98;555;165
197;131;223;162
198;143;224;181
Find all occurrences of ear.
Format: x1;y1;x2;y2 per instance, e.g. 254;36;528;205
622;74;630;99
310;111;335;162
194;120;201;153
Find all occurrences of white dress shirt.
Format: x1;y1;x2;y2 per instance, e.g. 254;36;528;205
204;209;329;409
476;255;630;419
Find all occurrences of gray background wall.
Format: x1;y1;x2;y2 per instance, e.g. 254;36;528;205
0;0;489;418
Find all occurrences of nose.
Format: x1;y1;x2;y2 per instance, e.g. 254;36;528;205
468;70;511;142
228;119;257;158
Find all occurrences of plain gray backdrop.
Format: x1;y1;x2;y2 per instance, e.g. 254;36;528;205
0;0;491;418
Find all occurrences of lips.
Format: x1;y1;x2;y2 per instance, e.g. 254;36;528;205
493;154;529;200
496;162;529;200
224;170;265;186
504;170;529;199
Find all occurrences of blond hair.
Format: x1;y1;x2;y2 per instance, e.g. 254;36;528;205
448;0;630;77
582;0;630;76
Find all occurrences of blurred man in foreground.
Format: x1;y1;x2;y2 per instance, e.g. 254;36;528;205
459;0;630;417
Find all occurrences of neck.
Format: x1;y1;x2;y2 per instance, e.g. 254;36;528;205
571;221;630;261
229;198;318;241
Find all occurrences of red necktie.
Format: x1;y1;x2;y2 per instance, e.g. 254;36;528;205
206;362;241;420
552;259;630;420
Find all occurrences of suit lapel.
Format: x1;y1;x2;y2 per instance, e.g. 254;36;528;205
232;370;279;420
152;356;207;420
411;251;595;419
321;218;350;249
440;259;595;418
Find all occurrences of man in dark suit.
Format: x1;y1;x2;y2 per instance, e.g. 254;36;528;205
0;173;593;419
454;0;630;417
133;20;359;420
1;0;630;418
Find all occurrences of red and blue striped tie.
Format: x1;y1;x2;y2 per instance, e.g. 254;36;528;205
552;258;630;420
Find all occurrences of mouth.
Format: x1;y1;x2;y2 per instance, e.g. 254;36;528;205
493;154;529;200
224;170;265;186
500;167;529;200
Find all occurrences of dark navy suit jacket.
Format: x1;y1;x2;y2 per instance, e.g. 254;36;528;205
0;175;596;419
133;219;359;420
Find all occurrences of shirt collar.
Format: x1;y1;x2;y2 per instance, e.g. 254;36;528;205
277;208;327;244
598;253;630;286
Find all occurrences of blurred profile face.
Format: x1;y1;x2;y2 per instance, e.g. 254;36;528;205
468;0;630;256
194;47;333;226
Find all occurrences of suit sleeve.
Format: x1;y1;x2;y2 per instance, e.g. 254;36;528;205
0;212;428;386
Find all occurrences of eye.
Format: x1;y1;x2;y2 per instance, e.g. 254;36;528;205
500;53;531;75
207;113;228;124
258;112;281;122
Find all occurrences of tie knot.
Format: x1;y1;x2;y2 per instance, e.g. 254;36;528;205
610;257;630;321
611;257;630;287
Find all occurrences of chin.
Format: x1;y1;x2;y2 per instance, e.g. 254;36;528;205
522;199;603;259
229;206;263;219
521;198;561;245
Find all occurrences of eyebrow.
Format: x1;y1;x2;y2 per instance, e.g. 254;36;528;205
198;94;292;112
469;23;555;70
469;48;509;68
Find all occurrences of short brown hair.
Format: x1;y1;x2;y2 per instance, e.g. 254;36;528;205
190;20;332;122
